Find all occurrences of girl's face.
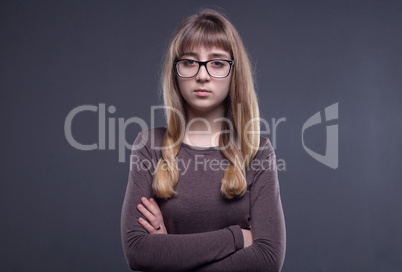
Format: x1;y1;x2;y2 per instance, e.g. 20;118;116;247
176;46;232;116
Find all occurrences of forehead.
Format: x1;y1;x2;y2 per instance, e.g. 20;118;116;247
180;46;231;58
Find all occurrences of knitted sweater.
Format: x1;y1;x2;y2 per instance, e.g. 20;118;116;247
121;127;286;272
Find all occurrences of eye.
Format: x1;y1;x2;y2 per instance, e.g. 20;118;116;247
182;59;197;66
210;60;226;68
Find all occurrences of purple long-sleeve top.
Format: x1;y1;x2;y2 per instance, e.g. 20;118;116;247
121;127;286;271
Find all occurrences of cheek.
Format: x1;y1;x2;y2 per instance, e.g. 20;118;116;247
221;79;231;95
177;78;189;93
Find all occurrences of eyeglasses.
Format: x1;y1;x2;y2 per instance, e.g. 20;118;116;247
174;59;234;78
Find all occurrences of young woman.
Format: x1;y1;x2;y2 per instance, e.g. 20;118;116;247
121;9;286;271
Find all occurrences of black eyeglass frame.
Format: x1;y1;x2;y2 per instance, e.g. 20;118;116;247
173;59;234;78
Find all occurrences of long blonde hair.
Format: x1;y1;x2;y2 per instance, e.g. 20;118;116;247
153;9;260;200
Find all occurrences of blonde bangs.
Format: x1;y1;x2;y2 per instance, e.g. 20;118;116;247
174;19;232;58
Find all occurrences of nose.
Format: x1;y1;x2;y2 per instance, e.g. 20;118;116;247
196;64;210;82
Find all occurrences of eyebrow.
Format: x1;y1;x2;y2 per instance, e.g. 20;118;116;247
181;52;230;59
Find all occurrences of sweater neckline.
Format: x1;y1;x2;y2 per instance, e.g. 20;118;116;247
180;142;221;152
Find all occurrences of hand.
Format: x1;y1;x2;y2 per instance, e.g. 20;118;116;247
137;197;167;234
241;229;253;248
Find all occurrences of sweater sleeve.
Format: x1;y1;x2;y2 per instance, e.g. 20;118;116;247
121;132;244;272
192;139;286;272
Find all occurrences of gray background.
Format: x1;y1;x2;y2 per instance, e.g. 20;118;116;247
1;0;401;271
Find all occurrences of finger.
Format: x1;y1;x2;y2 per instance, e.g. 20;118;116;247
137;203;157;224
148;198;165;231
149;198;161;211
141;197;161;218
138;217;156;234
137;200;161;230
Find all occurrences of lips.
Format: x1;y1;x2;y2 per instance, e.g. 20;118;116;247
194;89;211;97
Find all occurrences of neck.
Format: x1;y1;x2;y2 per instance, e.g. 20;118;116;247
183;104;226;147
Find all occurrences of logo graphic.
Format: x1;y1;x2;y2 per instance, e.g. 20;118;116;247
64;102;337;170
302;103;339;169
